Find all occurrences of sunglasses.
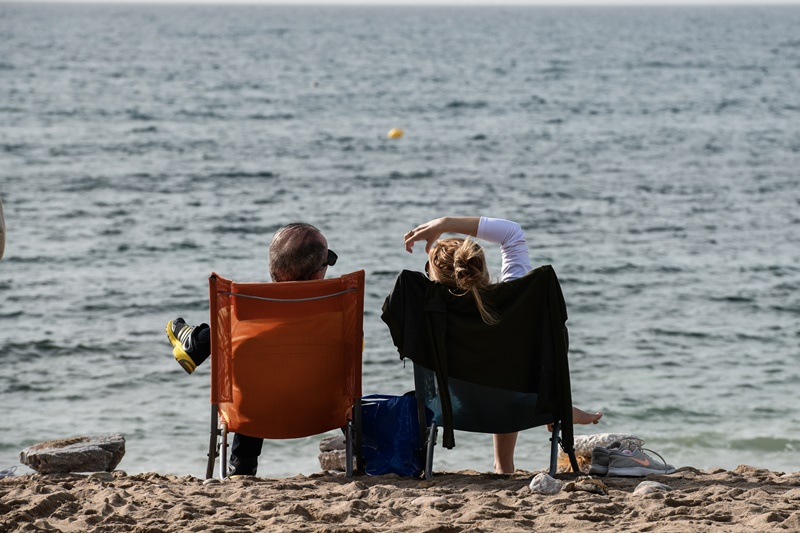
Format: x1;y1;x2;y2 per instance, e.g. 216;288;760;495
321;249;338;269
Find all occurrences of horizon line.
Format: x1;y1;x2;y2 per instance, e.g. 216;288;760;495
4;0;800;5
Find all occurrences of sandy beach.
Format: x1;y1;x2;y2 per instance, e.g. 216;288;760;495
2;465;799;532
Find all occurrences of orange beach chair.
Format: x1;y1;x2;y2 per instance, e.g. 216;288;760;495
205;270;365;479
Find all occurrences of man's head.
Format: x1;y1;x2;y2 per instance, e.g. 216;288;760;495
268;222;334;282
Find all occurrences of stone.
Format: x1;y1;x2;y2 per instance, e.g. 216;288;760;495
411;496;448;506
20;434;126;473
318;449;347;471
319;434;346;452
563;477;609;495
529;473;562;494
633;480;674;495
318;434;347;471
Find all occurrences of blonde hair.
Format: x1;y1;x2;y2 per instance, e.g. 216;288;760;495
428;237;499;325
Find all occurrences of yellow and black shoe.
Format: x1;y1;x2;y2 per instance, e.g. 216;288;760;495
166;318;200;374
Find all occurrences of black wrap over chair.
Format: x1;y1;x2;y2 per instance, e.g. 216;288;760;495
381;265;581;479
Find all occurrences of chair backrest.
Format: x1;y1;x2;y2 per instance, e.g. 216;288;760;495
381;265;574;449
209;270;365;439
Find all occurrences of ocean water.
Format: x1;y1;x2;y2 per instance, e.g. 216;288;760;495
1;3;799;478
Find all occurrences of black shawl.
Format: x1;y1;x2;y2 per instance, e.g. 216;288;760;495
381;265;575;453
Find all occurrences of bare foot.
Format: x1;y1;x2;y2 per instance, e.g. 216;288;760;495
547;407;603;431
573;407;603;425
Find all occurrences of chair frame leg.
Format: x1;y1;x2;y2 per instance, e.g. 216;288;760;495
548;420;561;477
353;397;363;473
205;404;219;480
424;423;437;480
345;419;354;478
220;423;228;479
547;420;581;476
344;398;363;477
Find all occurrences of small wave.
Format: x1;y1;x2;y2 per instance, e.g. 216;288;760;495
0;140;27;154
178;109;226;119
3;382;53;394
212;225;274;235
81;303;120;312
730;437;799;453
445;100;487;110
248;113;294;120
772;282;799;292
210;171;276;179
388;170;434;180
670;432;727;448
521;96;547;108
126;109;156;121
650;328;711;340
752;264;798;273
769;304;800;315
735;333;771;342
370;270;401;278
635;60;710;69
57;209;91;219
44;109;82;117
130;126;158;134
592;263;641;275
353;175;390;187
175;240;200;249
715;99;742;113
0;143;28;154
629;406;716;421
539;66;568;76
703;141;725;154
60;176;114;192
629;225;685;234
711;295;754;303
0;340;63;359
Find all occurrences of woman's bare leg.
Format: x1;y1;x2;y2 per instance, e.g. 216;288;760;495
493;432;518;474
496;409;601;472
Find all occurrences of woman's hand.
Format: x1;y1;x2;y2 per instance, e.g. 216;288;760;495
404;216;480;254
404;218;446;254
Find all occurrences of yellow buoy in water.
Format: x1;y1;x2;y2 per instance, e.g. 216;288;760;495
387;128;404;139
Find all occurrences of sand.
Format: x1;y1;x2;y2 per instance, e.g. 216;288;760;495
2;465;800;532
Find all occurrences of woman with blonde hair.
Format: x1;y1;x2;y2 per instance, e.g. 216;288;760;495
404;216;602;474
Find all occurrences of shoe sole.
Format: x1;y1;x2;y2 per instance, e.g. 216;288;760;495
166;321;197;375
607;466;676;477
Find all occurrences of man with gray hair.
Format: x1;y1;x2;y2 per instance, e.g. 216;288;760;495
165;221;338;476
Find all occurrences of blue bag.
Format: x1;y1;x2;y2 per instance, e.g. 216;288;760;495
361;393;432;477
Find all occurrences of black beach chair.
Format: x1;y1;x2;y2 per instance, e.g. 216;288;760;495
381;265;581;479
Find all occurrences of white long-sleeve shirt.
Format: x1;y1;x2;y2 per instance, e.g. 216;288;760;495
476;217;532;282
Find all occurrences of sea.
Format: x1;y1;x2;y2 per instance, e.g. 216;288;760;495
1;3;799;479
